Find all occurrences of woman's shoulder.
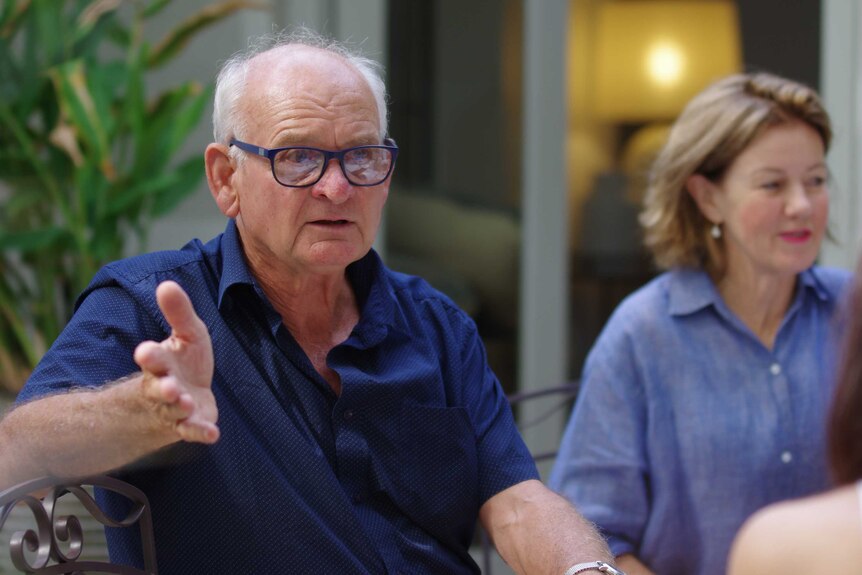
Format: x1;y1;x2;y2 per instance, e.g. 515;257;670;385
808;265;854;296
584;271;687;358
728;484;862;575
605;267;709;324
605;271;675;316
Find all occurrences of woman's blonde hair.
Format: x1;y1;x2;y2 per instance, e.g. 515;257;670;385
639;72;832;274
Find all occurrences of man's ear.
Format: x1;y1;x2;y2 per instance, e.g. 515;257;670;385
685;173;722;224
205;143;240;218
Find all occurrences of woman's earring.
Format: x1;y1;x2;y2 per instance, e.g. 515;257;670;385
711;223;722;239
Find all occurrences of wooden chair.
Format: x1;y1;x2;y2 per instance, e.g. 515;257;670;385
0;475;157;574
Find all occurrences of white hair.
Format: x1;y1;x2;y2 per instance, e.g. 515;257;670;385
212;27;389;160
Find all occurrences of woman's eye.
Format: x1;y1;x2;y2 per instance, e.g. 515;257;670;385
807;175;827;187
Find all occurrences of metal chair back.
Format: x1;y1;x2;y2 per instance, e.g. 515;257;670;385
0;475;157;575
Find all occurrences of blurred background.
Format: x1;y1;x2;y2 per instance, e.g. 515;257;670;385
2;1;862;573
4;0;856;453
141;0;862;457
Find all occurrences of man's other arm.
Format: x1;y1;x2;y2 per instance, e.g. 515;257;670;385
480;479;616;575
0;281;219;490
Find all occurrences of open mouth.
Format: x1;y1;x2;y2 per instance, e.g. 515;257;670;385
779;230;811;242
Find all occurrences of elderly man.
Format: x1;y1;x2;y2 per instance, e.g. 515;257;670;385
0;30;618;575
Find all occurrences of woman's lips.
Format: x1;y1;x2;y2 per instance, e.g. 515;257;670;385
779;230;812;243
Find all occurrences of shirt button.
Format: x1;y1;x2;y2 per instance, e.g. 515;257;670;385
781;450;793;463
770;363;781;375
343;409;354;421
352;492;363;504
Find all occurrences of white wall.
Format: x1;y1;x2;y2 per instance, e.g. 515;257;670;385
518;0;569;471
820;0;862;270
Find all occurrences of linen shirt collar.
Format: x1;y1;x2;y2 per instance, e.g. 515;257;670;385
667;266;833;317
215;218;407;345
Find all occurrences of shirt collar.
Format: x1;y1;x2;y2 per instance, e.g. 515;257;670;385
668;266;833;317
216;220;406;345
667;267;719;316
346;249;411;347
797;267;833;302
217;219;256;311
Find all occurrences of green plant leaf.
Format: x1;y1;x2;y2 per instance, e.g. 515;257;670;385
113;32;147;171
0;0;31;39
0;0;255;392
33;0;65;64
105;16;131;48
133;81;202;175
142;0;173;19
0;102;69;217
0;226;69;253
48;59;116;180
151;155;205;216
147;0;270;68
106;154;202;218
162;82;212;159
73;0;122;46
75;158;110;224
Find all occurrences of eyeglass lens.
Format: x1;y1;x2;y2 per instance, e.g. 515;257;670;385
273;147;393;186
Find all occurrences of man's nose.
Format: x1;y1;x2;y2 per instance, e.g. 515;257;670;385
312;159;354;203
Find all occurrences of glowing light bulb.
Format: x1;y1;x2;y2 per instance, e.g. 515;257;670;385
647;42;684;87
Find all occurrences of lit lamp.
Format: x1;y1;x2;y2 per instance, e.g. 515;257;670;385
592;0;743;123
570;0;742;270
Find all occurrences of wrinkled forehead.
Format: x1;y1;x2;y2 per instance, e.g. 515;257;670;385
244;46;377;116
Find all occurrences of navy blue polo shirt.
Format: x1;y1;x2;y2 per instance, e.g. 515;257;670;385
18;219;538;574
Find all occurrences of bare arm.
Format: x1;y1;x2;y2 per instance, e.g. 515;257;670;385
480;479;615;575
728;488;862;575
0;281;219;489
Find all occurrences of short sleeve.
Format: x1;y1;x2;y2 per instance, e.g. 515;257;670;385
459;318;540;505
17;285;165;404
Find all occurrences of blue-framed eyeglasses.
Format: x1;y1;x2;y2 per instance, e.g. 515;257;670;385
229;138;398;188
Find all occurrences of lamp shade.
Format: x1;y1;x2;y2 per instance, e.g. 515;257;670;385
593;0;742;122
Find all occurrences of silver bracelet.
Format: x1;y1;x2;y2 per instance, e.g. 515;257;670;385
563;561;626;575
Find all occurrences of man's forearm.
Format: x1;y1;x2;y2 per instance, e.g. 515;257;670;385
481;480;614;575
0;375;178;490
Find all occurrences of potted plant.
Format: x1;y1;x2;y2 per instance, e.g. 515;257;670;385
0;0;265;397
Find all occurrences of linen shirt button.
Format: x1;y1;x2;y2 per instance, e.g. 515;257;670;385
781;450;793;463
770;363;781;375
343;409;354;421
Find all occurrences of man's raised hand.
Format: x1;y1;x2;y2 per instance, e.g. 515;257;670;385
133;281;219;444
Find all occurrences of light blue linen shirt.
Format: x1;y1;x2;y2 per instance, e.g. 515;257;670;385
549;266;851;575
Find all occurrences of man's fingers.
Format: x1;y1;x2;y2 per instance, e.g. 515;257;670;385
176;419;220;444
134;341;170;375
156;281;207;343
137;370;180;405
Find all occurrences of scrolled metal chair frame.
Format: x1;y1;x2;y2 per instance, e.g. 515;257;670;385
479;381;581;574
0;475;157;575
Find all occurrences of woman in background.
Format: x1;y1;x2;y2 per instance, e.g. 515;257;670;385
727;257;862;574
549;72;851;575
